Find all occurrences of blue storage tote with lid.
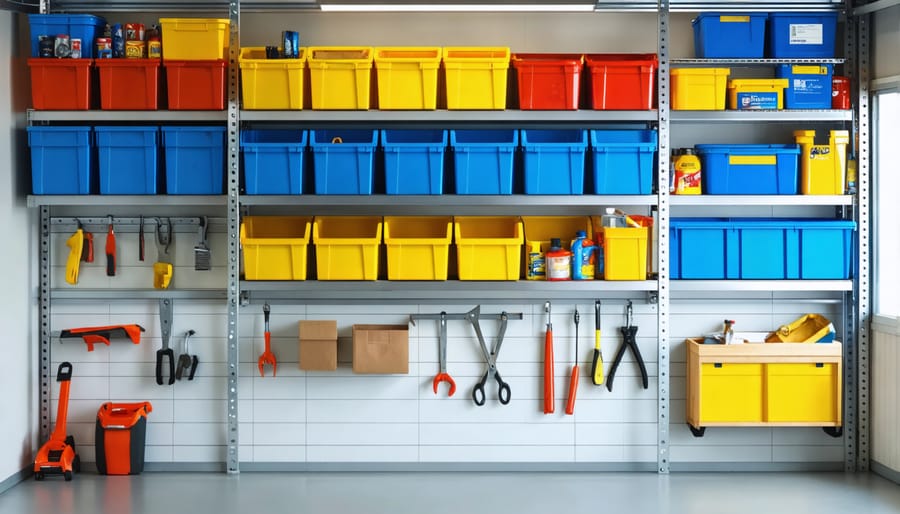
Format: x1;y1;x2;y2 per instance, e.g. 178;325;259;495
450;129;518;195
241;129;307;195
696;144;800;195
381;129;447;195
692;13;767;58
28;14;106;58
590;129;657;195
776;64;834;109
96;126;159;195
28;126;92;195
161;126;225;195
521;129;588;195
670;218;855;280
310;130;377;195
768;12;838;58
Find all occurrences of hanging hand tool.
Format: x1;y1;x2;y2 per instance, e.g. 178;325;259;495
258;303;277;377
156;298;175;386
60;324;145;352
565;308;580;415
606;300;648;392
468;306;512;406
81;220;94;264
543;301;555;414
432;313;456;396
139;216;145;262
175;329;199;381
194;216;211;271
591;300;604;385
153;218;173;289
65;222;85;285
105;216;116;277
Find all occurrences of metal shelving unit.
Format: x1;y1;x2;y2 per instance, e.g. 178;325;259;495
240;110;658;123
671;58;846;65
50;289;227;301
28;109;228;122
669;195;853;206
27;195;227;207
671;280;854;292
671;110;853;122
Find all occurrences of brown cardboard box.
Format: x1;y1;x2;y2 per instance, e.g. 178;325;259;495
352;324;409;374
299;320;338;371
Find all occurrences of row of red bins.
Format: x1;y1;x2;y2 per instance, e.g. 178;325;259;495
28;58;225;110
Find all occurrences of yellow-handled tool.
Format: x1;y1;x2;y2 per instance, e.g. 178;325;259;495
65;225;84;285
591;300;604;386
153;218;173;290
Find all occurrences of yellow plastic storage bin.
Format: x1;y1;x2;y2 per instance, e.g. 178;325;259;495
522;216;593;251
602;226;649;280
240;216;312;280
766;314;835;343
313;216;382;281
384;216;452;280
766;363;841;423
727;78;789;110
455;216;523;280
374;47;441;110
159;18;230;61
671;68;730;110
443;47;510;110
795;130;849;195
308;47;374;110
239;47;306;110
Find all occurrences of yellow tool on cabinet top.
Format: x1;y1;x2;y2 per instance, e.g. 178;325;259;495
153;218;173;290
65;221;85;285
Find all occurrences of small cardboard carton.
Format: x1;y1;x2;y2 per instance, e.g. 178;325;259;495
299;320;338;371
352;324;409;374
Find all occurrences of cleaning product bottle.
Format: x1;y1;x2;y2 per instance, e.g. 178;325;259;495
571;230;596;280
723;319;735;345
545;238;571;281
673;148;702;195
526;241;545;280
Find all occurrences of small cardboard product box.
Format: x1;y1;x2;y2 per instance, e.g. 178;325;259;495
352;324;409;374
299;320;338;371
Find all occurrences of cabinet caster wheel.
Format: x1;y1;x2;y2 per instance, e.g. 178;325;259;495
823;426;843;438
34;472;44;481
64;471;72;482
73;455;81;473
689;425;706;437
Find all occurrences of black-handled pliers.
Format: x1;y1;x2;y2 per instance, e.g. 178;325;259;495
606;300;648;392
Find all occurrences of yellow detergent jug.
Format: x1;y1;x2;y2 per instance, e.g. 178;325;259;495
673;148;702;195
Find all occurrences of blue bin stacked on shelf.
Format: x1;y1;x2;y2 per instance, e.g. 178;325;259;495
692;11;838;59
310;130;379;195
591;129;657;195
28;14;107;59
382;130;448;195
161;127;226;195
451;129;518;195
670;218;856;280
696;144;801;195
520;129;588;195
96;127;159;194
241;129;308;195
28;126;92;195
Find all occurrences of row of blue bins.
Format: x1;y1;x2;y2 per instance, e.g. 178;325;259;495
28;126;225;195
242;129;658;195
693;12;838;59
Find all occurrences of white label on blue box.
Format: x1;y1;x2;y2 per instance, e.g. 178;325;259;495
789;24;824;45
737;92;779;110
792;78;827;94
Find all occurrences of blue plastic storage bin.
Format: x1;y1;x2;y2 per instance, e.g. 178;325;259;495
450;130;518;195
768;12;838;58
161;126;225;195
776;63;834;109
696;144;800;195
692;13;767;58
521;129;588;195
95;127;159;195
241;129;307;195
28;14;107;58
310;130;377;195
381;130;447;195
590;129;657;195
670;218;855;280
28;126;92;195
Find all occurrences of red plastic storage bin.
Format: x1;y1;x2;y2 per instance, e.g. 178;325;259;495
585;54;657;110
511;53;583;110
165;60;226;110
97;59;160;110
28;58;92;110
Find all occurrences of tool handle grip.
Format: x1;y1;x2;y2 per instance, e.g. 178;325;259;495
106;252;115;277
543;331;554;414
83;232;94;263
565;365;579;415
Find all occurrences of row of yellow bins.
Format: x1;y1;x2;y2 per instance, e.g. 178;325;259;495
239;46;510;110
240;216;650;281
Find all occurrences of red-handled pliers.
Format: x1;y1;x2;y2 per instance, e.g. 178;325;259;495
433;312;456;396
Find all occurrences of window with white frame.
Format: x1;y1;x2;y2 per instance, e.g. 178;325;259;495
875;90;900;316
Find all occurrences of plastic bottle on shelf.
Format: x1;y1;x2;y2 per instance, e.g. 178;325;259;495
673;148;702;195
526;241;545;281
571;230;597;280
545;239;572;281
724;319;735;345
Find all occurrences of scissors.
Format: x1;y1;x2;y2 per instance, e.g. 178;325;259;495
467;306;511;406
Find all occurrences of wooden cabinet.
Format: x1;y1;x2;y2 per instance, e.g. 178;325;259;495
686;338;842;436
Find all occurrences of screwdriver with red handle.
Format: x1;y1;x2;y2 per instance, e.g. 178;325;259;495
543;301;554;415
565;308;580;415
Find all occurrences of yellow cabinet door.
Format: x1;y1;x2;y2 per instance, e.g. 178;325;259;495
699;363;764;423
766;363;840;423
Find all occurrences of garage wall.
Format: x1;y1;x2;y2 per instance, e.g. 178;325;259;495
0;10;36;487
37;10;847;471
872;4;900;81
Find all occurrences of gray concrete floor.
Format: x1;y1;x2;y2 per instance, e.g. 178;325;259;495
1;472;899;514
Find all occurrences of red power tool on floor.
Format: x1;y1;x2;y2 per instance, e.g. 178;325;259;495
33;362;81;481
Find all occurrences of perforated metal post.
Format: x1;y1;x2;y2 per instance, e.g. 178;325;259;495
855;12;871;473
39;206;51;444
226;0;241;475
656;0;671;475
